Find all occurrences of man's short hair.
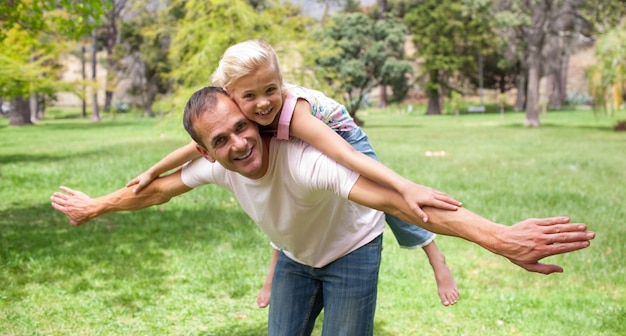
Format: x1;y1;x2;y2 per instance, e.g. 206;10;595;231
183;86;229;148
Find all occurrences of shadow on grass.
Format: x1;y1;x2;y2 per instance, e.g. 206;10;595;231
0;146;142;164
1;202;420;335
39;120;149;130
501;121;616;131
0;201;265;308
362;123;423;129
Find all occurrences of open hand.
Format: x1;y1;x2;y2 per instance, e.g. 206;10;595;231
496;217;595;274
50;186;95;226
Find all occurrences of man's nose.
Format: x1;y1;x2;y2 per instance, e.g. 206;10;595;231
231;134;247;149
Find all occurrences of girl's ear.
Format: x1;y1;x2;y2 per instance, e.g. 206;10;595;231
196;144;216;163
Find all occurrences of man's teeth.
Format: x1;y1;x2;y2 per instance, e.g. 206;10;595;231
235;148;253;160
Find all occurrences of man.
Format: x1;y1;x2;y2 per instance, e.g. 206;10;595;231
51;86;594;336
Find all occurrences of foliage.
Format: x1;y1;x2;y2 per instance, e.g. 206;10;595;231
314;12;412;123
586;22;626;116
404;0;494;114
114;1;176;115
1;109;624;335
579;0;626;34
0;27;76;99
0;0;107;41
167;0;308;89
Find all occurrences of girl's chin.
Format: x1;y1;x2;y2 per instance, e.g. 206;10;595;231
253;115;275;125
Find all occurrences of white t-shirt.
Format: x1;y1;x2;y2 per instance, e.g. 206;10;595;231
181;137;385;268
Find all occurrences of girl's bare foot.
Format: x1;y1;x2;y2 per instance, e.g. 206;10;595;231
433;258;459;306
256;284;271;308
423;242;459;306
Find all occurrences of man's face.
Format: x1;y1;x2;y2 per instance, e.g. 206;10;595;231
194;95;268;179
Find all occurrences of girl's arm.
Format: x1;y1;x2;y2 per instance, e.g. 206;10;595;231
289;100;461;221
126;140;202;193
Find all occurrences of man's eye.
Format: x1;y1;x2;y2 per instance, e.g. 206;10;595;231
214;138;225;147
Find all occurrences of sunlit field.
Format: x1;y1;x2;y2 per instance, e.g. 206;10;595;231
1;107;624;335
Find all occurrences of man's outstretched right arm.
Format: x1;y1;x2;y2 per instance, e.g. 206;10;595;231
51;170;193;226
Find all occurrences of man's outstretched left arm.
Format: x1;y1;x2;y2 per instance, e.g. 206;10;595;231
347;176;595;275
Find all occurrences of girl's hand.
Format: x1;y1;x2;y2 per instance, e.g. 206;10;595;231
401;183;462;222
126;171;158;193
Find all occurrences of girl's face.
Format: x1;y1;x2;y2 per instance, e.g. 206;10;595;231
228;61;284;128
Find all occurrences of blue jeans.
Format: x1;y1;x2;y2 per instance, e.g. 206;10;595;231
339;127;435;248
268;235;383;336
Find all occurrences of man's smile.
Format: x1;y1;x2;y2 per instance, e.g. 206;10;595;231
235;147;253;160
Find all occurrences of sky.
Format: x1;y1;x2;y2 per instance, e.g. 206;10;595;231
287;0;377;19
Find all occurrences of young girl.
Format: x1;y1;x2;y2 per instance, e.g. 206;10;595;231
128;40;462;307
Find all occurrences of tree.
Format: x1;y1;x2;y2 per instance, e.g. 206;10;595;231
167;0;313;92
0;27;72;125
1;0;107;125
315;12;412;124
115;1;174;117
491;0;620;126
586;22;626;116
0;0;107;42
405;0;493;114
168;0;271;88
99;0;129;112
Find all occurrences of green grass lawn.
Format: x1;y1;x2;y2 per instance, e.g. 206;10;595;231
1;108;624;335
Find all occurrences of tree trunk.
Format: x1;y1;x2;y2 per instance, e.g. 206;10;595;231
514;65;526;112
91;29;100;122
143;83;157;117
29;93;39;123
9;96;33;126
81;45;87;118
426;88;442;115
559;52;569;104
426;70;442;114
525;48;541;127
104;20;117;112
378;0;387;13
378;85;387;108
548;72;563;110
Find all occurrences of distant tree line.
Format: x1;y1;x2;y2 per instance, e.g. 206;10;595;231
1;0;624;127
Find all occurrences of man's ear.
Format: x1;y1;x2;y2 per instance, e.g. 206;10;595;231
195;144;216;163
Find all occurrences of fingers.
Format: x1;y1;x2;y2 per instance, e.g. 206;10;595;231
50;200;65;212
50;192;67;206
513;261;564;275
431;200;460;211
531;216;571;226
126;179;139;187
542;240;592;260
134;181;148;194
547;223;589;235
409;205;429;222
437;196;462;208
544;222;594;246
59;185;76;195
431;189;462;206
50;197;80;226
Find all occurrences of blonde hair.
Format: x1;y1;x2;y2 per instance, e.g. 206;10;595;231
211;39;283;90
